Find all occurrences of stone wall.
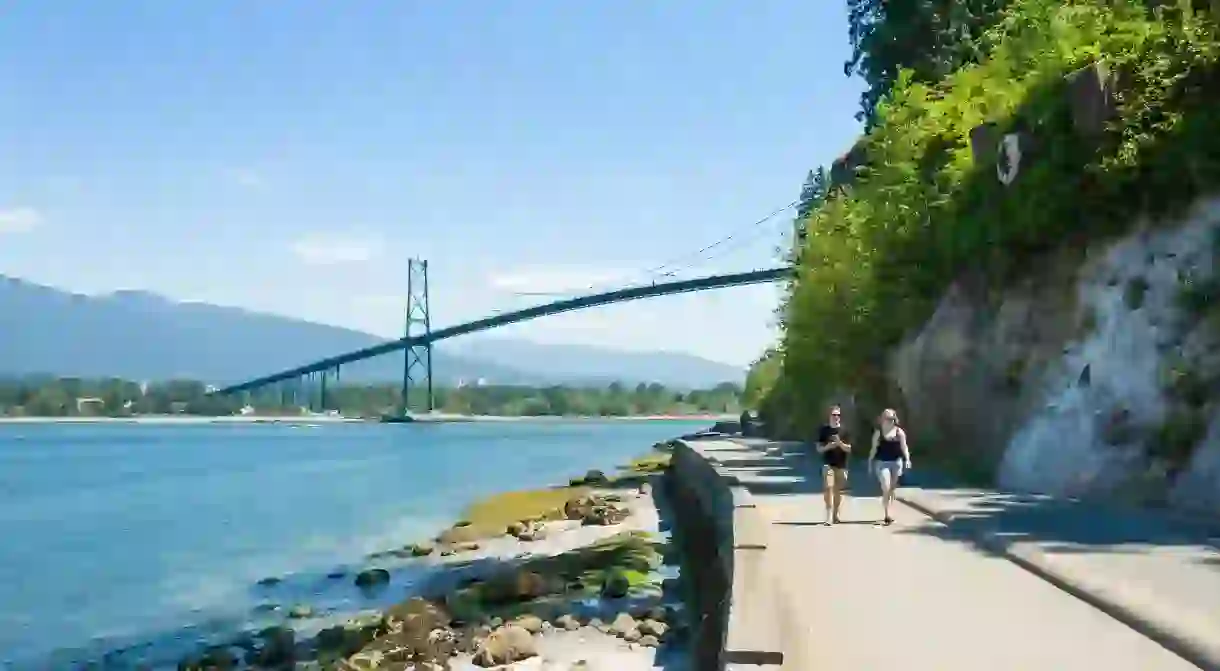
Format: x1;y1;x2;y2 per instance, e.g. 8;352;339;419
664;439;783;671
664;440;733;670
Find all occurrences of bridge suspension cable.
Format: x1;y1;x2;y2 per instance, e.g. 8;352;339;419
499;198;798;301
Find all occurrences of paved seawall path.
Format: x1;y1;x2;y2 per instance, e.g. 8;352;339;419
690;437;1220;671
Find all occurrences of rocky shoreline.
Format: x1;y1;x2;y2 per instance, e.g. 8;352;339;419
174;441;687;671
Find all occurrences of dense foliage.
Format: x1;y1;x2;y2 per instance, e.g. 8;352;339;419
760;0;1220;438
0;376;743;418
846;0;1012;124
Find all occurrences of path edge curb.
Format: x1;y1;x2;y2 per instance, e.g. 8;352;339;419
897;492;1220;671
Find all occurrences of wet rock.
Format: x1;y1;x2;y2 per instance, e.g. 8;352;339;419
178;646;238;670
316;624;372;658
581;503;628;527
583;469;608;484
471;625;537;668
563;493;626;524
326;570;347;580
639;634;660;647
622;627;642;642
288;604;314;619
354;568;390;588
479;570;552;604
563;496;588;521
256;576;282;587
409;542;435;557
513;521;548;542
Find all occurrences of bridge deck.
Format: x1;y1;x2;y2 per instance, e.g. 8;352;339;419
214;267;793;395
693;438;1219;671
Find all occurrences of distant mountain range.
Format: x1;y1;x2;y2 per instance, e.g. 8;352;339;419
0;275;745;388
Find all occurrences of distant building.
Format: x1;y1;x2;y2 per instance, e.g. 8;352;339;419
75;397;105;416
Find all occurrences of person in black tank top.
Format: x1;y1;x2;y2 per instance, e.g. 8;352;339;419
868;408;913;526
815;404;852;526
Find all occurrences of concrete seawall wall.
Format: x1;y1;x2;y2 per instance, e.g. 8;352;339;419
664;438;784;671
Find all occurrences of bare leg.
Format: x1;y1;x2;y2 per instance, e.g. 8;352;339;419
832;470;845;522
821;467;834;525
875;467;894;523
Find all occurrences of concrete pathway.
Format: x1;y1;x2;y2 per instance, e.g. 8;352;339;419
692;437;1217;671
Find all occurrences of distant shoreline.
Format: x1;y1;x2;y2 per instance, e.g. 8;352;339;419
0;413;735;425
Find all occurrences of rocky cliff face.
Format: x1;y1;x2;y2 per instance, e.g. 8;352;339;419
889;197;1220;517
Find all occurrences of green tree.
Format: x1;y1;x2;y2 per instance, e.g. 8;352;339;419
845;0;1011;124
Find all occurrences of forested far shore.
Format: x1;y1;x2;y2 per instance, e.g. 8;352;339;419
0;376;745;418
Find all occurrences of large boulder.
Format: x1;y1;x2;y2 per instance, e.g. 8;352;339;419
563;494;629;526
341;598;456;670
382;597;450;635
316;623;375;660
471;625;537;668
478;569;553;605
609;612;637;637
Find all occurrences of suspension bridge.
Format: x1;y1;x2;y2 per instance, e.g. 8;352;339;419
210;261;795;417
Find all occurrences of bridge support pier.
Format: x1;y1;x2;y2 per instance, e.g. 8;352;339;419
400;258;434;416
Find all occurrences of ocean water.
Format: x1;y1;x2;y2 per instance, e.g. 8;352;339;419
0;419;703;669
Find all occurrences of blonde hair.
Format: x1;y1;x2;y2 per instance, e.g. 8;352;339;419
880;408;900;426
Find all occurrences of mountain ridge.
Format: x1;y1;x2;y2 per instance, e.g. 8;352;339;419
0;275;743;388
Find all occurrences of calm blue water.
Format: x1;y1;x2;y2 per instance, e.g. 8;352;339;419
0;420;703;669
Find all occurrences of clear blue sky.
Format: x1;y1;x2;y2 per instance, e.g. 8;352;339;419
0;1;863;367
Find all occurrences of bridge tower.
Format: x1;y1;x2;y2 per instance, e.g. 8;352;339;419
400;258;434;415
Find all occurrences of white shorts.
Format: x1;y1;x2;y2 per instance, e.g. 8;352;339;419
874;460;904;480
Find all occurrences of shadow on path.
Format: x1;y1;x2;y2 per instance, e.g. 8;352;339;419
715;438;1220;571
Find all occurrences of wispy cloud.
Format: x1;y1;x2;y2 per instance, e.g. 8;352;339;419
0;207;43;234
290;233;382;265
227;167;265;189
487;267;635;295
